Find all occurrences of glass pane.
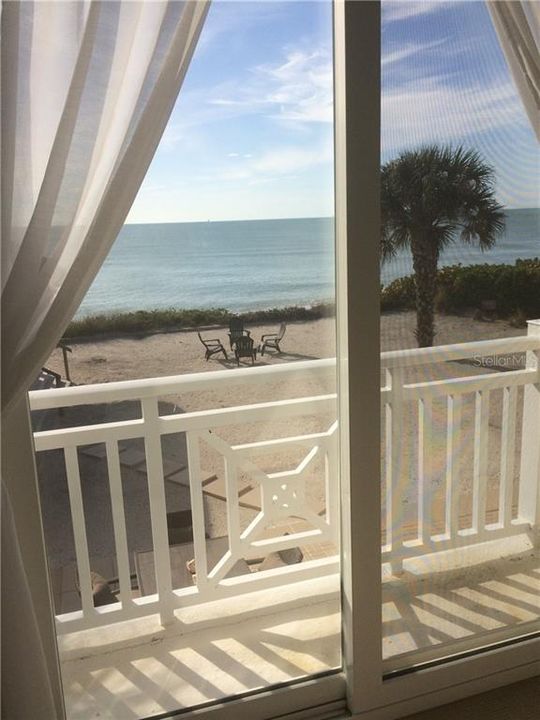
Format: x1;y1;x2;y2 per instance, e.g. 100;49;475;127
380;0;539;672
32;2;341;717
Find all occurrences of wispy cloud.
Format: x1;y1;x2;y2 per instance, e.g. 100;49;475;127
208;48;333;124
382;39;447;67
382;1;447;25
194;1;287;54
253;144;333;175
382;77;525;154
159;123;185;151
201;142;333;186
184;137;333;187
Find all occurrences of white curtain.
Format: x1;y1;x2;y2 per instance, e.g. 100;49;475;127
488;0;540;139
1;2;208;717
2;0;209;413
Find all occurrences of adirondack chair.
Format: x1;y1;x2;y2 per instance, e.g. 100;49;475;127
261;322;286;354
234;335;257;366
197;332;228;361
228;317;250;349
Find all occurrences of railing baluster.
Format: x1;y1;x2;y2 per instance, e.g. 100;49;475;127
388;367;405;573
446;394;462;538
186;431;209;597
64;446;95;619
141;398;173;625
325;427;339;543
384;371;392;550
105;440;133;607
499;386;518;527
418;396;433;544
473;390;490;534
224;456;241;556
518;320;540;531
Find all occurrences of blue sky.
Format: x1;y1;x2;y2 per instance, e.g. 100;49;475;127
126;0;539;224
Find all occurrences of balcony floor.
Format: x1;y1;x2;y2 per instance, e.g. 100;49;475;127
59;536;539;720
60;577;341;720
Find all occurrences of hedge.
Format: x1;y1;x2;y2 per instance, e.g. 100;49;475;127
64;302;336;339
381;259;540;317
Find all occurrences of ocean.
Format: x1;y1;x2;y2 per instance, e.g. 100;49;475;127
77;209;539;318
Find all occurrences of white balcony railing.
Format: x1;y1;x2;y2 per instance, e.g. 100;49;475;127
382;325;540;573
31;359;339;634
29;323;540;637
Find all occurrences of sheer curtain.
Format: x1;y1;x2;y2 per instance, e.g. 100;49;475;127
488;0;539;139
1;2;208;717
2;0;209;412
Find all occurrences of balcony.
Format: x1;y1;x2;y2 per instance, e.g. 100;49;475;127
29;323;540;719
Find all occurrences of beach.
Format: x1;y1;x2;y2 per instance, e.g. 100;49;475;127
47;311;526;387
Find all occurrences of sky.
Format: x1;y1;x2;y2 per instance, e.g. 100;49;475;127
126;0;539;224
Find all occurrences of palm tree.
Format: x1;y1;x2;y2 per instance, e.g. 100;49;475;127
381;146;505;347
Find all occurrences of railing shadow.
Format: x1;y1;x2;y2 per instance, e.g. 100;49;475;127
61;597;340;719
382;544;540;662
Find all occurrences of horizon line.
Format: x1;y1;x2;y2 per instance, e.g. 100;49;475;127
125;207;538;226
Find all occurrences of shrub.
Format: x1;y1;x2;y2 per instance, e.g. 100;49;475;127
380;275;416;311
381;259;540;318
64;302;336;340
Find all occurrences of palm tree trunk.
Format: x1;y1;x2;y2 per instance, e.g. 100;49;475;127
411;236;439;347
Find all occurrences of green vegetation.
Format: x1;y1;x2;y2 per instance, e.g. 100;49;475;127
381;146;505;347
64;302;336;339
381;259;540;319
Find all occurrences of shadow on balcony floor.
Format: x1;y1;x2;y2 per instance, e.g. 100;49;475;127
61;588;341;720
382;536;540;666
58;538;539;720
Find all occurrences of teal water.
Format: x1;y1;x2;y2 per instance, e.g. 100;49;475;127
77;210;539;317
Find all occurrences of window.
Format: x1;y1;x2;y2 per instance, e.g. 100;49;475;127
6;3;538;720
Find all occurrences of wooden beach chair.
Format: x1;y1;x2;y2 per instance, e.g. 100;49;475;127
228;318;250;349
197;332;228;361
261;322;286;354
234;335;257;365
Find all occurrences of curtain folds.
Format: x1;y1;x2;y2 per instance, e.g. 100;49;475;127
1;2;209;717
488;0;540;139
1;0;209;413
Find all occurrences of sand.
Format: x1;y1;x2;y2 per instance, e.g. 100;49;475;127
46;312;526;387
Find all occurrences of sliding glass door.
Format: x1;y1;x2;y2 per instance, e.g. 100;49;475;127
379;0;540;674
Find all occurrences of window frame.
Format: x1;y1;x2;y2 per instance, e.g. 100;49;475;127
21;2;539;719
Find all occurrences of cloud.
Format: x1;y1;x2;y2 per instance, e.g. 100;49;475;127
382;39;447;67
382;77;525;154
382;1;447;24
187;142;333;187
253;145;332;175
159;123;185;150
195;1;287;54
208;48;333;125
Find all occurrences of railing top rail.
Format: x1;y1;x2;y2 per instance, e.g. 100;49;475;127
28;333;540;411
32;394;338;451
28;358;337;411
381;335;539;369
